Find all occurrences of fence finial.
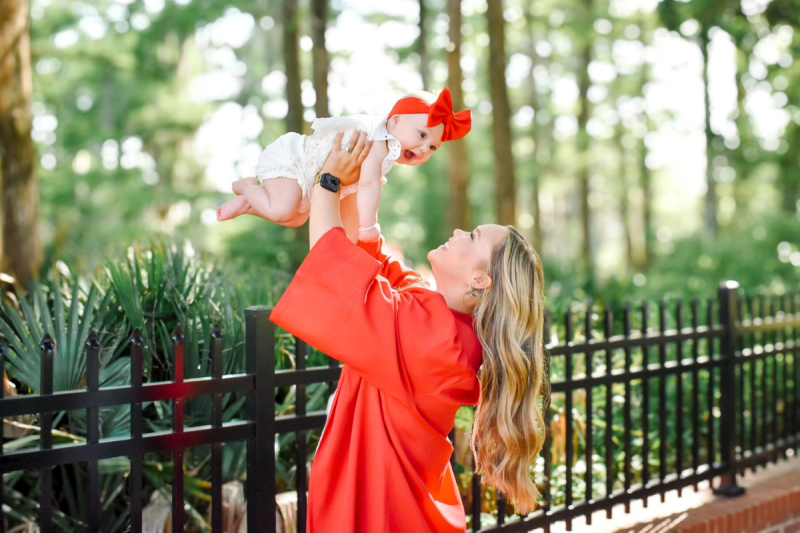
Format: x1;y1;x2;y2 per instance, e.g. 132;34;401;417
85;330;100;349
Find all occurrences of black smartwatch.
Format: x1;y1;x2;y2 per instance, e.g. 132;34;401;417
318;172;340;193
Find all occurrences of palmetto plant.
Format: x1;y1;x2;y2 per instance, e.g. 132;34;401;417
0;276;133;531
0;240;294;532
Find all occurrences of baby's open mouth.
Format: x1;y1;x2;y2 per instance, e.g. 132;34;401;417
404;149;416;160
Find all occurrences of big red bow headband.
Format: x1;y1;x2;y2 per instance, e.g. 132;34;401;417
388;87;472;142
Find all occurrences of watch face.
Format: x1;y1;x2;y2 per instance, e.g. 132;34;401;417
320;173;340;192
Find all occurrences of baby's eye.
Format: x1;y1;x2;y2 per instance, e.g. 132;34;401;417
419;131;427;139
430;145;437;152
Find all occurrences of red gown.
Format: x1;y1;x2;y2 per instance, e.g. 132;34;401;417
270;227;483;532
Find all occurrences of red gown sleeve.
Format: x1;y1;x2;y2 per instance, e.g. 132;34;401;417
356;236;421;289
270;228;466;402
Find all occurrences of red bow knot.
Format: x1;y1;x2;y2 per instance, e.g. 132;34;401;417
387;87;472;142
426;87;472;142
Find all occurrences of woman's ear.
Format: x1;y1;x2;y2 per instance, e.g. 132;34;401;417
470;270;492;291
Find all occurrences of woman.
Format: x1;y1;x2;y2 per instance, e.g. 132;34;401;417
270;131;549;532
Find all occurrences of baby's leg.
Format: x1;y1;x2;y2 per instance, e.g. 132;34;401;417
232;177;258;195
218;195;308;225
243;177;303;226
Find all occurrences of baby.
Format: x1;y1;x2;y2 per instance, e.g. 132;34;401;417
216;87;471;242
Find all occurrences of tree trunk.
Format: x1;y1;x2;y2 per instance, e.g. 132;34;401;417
284;0;303;134
0;0;41;288
446;0;470;232
526;2;544;252
616;125;634;269
486;0;516;226
311;0;329;118
779;126;798;212
637;13;652;269
283;0;307;252
639;134;652;269
576;0;593;281
418;0;430;90
700;31;718;238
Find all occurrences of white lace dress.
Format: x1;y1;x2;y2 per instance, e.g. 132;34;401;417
255;114;401;213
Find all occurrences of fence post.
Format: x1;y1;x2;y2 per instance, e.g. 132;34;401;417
39;335;55;533
245;306;275;532
713;281;746;497
0;340;5;530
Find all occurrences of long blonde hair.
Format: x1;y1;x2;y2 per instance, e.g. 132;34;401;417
470;226;549;514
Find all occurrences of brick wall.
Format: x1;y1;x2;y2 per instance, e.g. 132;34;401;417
616;459;800;533
667;488;800;533
763;516;800;533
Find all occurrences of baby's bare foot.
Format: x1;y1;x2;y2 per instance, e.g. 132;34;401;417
217;195;250;221
232;177;258;195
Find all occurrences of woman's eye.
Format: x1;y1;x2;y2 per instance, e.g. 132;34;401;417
470;231;474;241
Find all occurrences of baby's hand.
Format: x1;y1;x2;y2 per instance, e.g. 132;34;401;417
358;226;381;243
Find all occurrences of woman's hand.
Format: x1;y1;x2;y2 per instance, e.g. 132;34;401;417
319;130;373;186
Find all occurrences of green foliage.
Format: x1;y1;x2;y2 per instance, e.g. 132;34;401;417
0;240;293;532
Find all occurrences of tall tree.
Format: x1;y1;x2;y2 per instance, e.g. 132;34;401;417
638;12;653;268
615;124;635;269
284;0;303;134
486;0;517;226
0;0;41;287
446;0;470;232
283;0;308;251
576;0;594;279
526;2;545;251
311;0;330;118
699;32;718;238
418;0;430;90
657;0;730;238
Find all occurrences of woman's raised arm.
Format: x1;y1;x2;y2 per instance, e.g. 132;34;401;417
309;130;372;248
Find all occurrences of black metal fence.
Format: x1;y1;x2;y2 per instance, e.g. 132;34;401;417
266;281;800;533
0;307;276;533
0;284;798;532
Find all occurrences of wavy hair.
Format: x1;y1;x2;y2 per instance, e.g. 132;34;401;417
470;226;549;514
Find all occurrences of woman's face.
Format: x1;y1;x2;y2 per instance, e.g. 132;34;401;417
428;225;509;290
389;113;445;166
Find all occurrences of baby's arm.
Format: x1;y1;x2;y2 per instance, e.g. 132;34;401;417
356;140;389;242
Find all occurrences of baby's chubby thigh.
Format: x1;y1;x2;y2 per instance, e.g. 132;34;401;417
260;178;303;222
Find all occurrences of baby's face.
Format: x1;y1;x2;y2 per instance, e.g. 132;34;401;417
388;113;445;166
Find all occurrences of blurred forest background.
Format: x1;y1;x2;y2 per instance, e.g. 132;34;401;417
1;0;800;530
1;0;799;303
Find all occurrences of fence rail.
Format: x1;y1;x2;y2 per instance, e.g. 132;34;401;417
0;285;798;532
0;307;277;533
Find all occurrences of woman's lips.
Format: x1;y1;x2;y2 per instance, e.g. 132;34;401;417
404;149;415;160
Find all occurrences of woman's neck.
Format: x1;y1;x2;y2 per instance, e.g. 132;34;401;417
438;287;473;315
